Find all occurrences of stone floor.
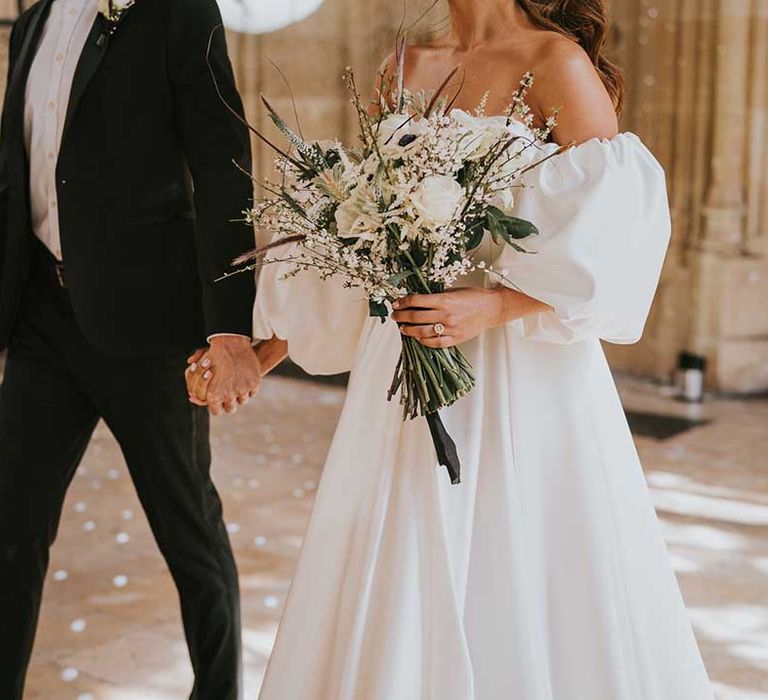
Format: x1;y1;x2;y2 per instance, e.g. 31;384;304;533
17;374;768;700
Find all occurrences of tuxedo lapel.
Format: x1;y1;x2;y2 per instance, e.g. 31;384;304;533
6;0;52;99
3;0;53;139
63;13;111;138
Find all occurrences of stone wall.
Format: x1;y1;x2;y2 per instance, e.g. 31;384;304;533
2;0;766;392
608;0;768;392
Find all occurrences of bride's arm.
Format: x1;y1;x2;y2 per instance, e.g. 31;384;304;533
255;337;289;375
394;43;622;349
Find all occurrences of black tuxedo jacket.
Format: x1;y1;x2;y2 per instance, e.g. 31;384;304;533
0;0;255;357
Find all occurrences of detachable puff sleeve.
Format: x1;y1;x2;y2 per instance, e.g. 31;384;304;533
252;240;369;376
496;133;671;345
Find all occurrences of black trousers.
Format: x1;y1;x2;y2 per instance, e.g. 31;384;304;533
0;247;241;700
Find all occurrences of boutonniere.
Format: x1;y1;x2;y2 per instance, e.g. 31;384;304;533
98;0;136;31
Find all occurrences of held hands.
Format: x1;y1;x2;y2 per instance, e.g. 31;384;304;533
186;336;263;416
393;287;551;348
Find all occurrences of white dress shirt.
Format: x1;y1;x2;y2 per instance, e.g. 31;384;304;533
24;0;98;261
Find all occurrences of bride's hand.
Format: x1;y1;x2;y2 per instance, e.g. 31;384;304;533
392;287;551;348
185;338;289;409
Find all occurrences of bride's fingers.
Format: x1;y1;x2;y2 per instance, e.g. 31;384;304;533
418;336;457;349
393;294;445;311
186;368;203;403
399;323;448;340
392;309;443;325
187;348;206;366
187;369;213;404
195;370;214;402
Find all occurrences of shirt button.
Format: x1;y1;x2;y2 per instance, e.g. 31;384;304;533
47;101;55;110
51;200;58;209
68;8;76;15
48;152;55;160
55;53;64;62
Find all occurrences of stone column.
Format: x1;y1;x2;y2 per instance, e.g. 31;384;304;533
685;0;768;391
699;0;751;255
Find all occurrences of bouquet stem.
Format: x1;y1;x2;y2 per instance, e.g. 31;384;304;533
387;336;475;484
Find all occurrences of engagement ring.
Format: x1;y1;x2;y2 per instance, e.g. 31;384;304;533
433;323;446;337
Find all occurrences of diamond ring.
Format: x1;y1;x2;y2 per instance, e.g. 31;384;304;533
433;323;446;337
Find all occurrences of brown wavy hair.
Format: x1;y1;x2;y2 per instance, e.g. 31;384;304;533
515;0;625;115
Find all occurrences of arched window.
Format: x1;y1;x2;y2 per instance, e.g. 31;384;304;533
216;0;325;35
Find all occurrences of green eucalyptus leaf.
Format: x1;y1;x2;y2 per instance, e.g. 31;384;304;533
387;270;415;286
369;299;389;323
501;216;539;240
465;219;486;251
485;206;539;242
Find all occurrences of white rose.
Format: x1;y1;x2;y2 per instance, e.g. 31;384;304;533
451;109;510;160
411;175;465;227
334;191;376;240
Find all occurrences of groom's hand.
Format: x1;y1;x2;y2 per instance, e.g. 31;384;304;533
187;336;262;416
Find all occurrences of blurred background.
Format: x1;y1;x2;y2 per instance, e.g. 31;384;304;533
1;0;767;698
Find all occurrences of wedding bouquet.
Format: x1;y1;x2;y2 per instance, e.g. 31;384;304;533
229;64;560;484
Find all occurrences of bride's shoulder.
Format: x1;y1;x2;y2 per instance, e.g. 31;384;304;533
521;33;619;144
530;33;602;90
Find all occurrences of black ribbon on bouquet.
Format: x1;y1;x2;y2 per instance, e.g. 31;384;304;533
426;412;461;485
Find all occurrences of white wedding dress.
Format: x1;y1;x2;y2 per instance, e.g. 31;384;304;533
252;127;714;700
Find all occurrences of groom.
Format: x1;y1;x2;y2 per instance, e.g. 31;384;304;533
0;0;259;698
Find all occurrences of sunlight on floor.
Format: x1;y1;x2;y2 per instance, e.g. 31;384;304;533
19;376;768;699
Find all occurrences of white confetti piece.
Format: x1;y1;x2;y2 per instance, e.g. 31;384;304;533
61;667;79;682
70;618;87;633
112;575;128;588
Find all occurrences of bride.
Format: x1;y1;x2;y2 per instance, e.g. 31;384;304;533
190;0;714;697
